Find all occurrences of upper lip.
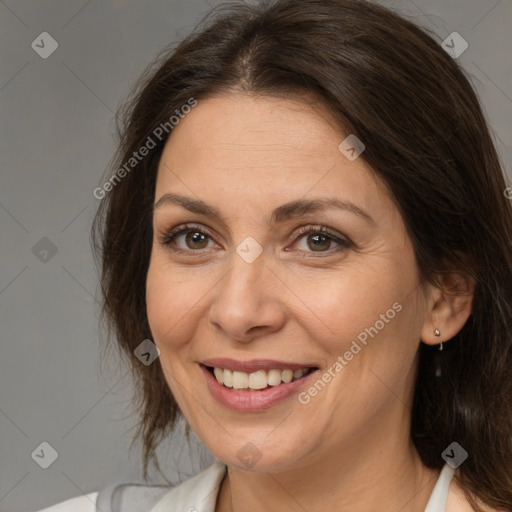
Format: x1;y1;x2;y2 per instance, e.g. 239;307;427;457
201;358;318;373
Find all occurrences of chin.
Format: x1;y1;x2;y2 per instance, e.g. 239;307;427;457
206;435;311;474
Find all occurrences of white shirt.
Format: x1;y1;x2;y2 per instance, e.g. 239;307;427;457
35;460;455;512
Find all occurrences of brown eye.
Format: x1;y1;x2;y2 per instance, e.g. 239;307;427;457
160;224;215;252
305;233;332;251
293;226;351;256
183;231;209;249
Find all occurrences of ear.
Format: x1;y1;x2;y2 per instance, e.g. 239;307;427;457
420;272;475;347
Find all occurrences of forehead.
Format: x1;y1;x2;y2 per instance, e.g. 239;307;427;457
154;93;390;218
161;92;344;163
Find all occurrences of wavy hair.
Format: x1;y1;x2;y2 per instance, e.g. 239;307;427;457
91;1;512;509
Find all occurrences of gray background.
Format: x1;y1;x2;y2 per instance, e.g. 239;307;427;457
1;1;511;511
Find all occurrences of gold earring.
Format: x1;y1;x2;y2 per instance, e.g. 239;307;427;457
434;329;443;351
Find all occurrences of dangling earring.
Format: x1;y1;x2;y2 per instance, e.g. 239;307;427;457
433;328;443;377
434;328;443;351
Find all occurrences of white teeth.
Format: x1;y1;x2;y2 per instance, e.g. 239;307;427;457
232;371;249;389
211;367;311;390
248;370;268;390
281;369;293;383
223;369;233;388
293;369;305;380
267;369;282;386
213;367;224;385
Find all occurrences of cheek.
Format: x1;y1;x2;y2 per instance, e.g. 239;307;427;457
299;261;422;402
292;266;405;348
145;262;203;403
145;260;198;351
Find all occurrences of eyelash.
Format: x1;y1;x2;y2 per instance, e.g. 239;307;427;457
158;223;351;257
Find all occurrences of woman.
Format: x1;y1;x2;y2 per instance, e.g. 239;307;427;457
37;0;512;510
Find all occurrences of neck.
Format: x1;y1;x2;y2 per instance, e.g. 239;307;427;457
216;419;440;512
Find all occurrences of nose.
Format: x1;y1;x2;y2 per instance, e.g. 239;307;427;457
208;251;286;343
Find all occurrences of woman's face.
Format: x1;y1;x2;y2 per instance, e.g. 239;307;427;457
146;92;431;472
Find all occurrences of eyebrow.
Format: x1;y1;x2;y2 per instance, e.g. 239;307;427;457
153;193;375;226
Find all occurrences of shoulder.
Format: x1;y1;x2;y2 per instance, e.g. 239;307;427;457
34;492;98;512
32;460;227;512
32;481;173;512
151;459;227;511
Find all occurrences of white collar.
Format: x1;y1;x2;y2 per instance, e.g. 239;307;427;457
150;460;454;512
150;458;227;512
424;464;455;512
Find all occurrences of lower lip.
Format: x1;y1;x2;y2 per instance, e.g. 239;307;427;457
200;364;318;411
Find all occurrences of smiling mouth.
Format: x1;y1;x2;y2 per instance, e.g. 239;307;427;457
203;365;319;391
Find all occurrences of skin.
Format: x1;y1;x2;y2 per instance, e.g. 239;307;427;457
145;92;476;511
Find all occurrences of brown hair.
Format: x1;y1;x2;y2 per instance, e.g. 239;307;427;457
91;0;512;509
